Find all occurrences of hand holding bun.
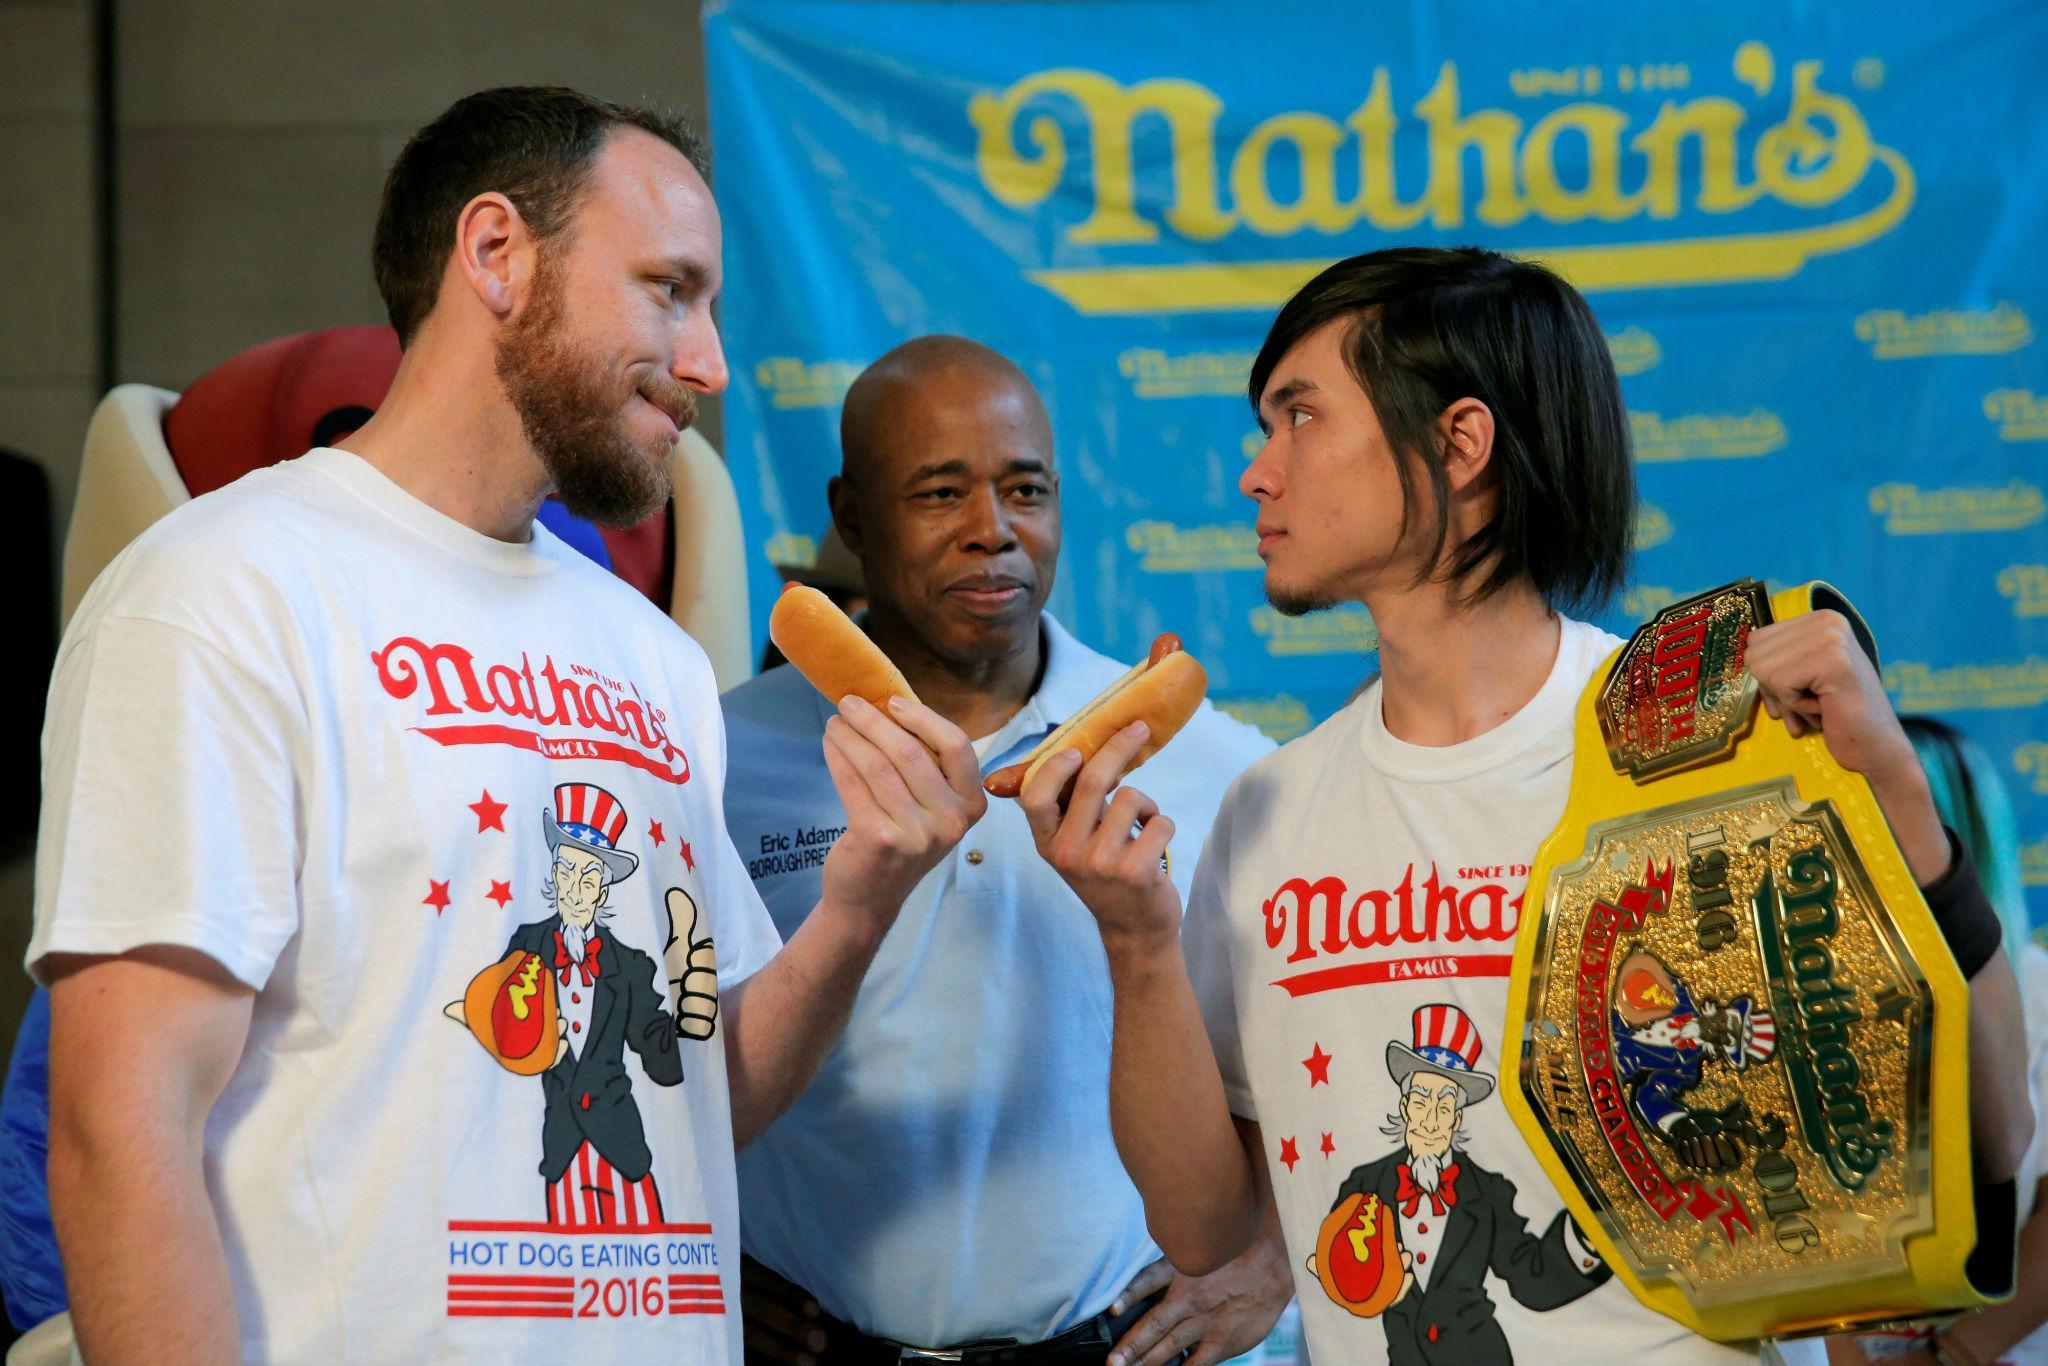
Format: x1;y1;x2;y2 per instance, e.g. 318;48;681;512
769;584;918;708
984;633;1205;798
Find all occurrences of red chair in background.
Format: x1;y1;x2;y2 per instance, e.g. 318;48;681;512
62;325;753;689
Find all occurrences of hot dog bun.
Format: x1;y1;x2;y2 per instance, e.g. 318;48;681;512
769;584;917;708
983;634;1206;797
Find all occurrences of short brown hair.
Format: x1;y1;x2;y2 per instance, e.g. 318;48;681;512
372;86;708;346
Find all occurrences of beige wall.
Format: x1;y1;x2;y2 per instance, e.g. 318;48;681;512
0;0;716;1059
0;0;716;536
0;0;97;536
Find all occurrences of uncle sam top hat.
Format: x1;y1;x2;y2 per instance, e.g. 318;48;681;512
543;782;640;885
1386;1002;1495;1105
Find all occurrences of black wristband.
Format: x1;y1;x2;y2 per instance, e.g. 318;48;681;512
1919;828;2004;980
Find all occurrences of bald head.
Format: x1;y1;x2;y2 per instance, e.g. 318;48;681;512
840;336;1053;484
826;335;1060;668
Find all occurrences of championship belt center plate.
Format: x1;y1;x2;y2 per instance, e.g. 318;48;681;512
1502;580;1999;1342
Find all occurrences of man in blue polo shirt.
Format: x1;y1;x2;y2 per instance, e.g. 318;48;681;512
723;336;1289;1365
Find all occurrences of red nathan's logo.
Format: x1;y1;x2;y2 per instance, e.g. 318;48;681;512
372;637;691;785
1262;862;1525;998
1625;600;1751;751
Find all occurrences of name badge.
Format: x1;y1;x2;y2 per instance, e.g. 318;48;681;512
1504;581;1992;1342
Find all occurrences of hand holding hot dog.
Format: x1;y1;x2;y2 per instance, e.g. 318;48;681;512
818;692;986;931
1018;718;1183;949
768;583;986;930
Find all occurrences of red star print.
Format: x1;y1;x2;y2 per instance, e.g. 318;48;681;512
1278;1136;1300;1173
485;880;513;909
679;839;694;873
469;790;507;833
422;879;452;915
1320;1131;1336;1159
647;819;666;848
1303;1042;1333;1087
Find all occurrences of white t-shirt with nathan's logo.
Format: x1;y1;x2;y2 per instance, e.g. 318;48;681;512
1183;615;1755;1365
30;448;780;1363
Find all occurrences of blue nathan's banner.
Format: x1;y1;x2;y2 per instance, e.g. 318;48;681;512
705;1;2048;933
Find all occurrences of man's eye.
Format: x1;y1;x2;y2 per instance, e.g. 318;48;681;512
917;487;961;502
1010;483;1048;500
1290;407;1312;428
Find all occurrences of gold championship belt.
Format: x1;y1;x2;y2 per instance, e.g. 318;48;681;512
1503;581;1997;1342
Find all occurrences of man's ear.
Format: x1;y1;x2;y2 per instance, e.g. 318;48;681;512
1439;399;1496;493
451;191;535;322
827;474;864;558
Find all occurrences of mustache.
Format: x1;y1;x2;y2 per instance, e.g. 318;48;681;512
639;374;698;432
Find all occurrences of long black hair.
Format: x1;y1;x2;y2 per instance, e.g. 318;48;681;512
1248;247;1633;613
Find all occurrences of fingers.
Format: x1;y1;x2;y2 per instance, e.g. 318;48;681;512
739;1261;828;1366
1018;748;1085;843
443;999;464;1023
820;726;886;831
1109;1291;1189;1366
825;714;934;841
1112;1257;1174;1314
830;700;945;822
832;696;986;846
1128;1310;1202;1366
879;694;984;798
1038;721;1151;861
1067;721;1151;822
666;886;699;945
676;960;718;1039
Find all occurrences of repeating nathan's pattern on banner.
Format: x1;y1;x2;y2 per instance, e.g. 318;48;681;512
707;1;2048;931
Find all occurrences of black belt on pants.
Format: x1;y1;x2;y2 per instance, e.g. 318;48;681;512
740;1254;1184;1365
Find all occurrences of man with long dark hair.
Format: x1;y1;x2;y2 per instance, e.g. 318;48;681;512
1017;247;2032;1363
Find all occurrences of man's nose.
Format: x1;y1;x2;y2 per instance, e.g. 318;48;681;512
960;485;1017;551
674;308;729;396
1239;434;1283;501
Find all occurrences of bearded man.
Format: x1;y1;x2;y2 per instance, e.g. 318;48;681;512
30;87;983;1364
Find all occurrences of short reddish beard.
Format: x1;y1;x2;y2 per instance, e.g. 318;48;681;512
494;245;693;526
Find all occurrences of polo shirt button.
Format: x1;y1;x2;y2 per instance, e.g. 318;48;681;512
965;849;984;865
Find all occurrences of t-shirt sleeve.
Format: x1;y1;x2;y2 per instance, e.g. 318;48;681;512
29;614;303;990
1182;800;1257;1121
698;696;783;990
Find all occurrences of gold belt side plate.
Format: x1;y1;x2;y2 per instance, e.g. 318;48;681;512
1502;580;1982;1342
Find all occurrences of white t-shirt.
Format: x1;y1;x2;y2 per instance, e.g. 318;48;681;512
1184;615;1753;1365
30;448;781;1364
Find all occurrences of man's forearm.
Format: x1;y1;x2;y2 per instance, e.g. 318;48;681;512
1960;947;2033;1181
1104;932;1264;1275
723;899;891;1149
52;1121;238;1363
1866;764;2034;1178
